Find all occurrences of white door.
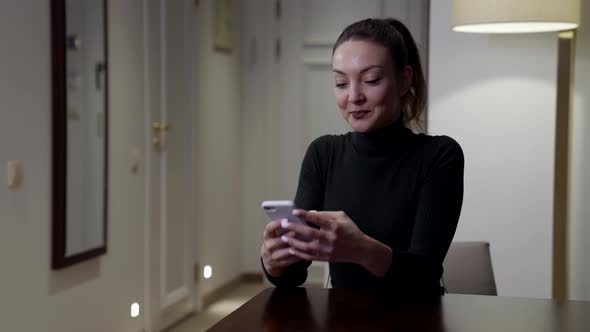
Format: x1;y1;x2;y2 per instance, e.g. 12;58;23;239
143;0;197;330
274;0;430;285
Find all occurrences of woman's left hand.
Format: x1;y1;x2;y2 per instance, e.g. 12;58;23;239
279;210;369;265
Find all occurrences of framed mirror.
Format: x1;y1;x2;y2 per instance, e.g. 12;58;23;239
51;0;108;269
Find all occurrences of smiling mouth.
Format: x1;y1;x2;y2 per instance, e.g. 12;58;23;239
349;110;371;119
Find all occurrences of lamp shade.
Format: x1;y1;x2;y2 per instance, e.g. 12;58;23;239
452;0;580;33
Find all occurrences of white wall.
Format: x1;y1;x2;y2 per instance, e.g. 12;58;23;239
428;0;556;298
568;0;590;301
0;0;146;331
193;0;243;295
239;0;276;273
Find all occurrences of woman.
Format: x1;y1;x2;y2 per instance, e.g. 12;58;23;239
261;18;464;295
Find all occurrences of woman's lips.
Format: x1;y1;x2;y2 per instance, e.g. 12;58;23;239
350;110;371;119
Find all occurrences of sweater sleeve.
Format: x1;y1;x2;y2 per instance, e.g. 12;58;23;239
262;137;327;287
383;136;464;292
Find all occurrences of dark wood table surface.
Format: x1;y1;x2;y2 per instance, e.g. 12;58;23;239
207;287;590;331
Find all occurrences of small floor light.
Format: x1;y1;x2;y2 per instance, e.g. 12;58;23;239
130;303;140;318
204;265;213;279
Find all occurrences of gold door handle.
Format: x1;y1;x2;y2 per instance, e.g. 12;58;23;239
152;121;169;151
153;122;171;132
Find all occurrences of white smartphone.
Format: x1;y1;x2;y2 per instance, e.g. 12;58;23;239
261;200;307;226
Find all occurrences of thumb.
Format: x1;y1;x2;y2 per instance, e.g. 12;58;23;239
304;210;333;228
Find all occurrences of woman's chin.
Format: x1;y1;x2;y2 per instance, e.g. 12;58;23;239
347;118;375;133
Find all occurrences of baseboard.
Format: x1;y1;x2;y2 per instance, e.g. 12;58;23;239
201;273;264;308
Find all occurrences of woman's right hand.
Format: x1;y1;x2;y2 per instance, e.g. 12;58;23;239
261;219;302;277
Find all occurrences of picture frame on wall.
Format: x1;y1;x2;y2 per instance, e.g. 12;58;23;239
213;0;234;52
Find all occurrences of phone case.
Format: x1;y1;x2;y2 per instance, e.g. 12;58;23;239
261;200;306;225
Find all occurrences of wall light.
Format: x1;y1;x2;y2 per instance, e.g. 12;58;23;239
130;302;140;318
204;265;212;279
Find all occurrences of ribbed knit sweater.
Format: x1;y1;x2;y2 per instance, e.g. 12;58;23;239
264;119;464;295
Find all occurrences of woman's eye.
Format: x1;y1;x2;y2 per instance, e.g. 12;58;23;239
365;78;381;85
335;82;348;88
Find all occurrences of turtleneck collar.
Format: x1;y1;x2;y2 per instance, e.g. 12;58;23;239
351;118;412;155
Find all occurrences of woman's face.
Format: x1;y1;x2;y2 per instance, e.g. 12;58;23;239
332;40;409;133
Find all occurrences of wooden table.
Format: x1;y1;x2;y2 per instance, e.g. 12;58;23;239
207;287;590;331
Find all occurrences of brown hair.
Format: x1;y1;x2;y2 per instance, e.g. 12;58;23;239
333;18;427;130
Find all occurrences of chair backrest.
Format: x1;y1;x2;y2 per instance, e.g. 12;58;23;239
442;241;497;296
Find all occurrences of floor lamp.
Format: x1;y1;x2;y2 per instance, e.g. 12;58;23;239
451;0;581;299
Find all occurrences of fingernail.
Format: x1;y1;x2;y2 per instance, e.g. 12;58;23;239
281;235;289;242
293;209;301;216
281;219;289;228
289;248;295;255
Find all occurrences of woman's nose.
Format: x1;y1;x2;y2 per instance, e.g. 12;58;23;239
348;84;365;104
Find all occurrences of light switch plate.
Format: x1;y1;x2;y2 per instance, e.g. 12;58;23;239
7;160;23;188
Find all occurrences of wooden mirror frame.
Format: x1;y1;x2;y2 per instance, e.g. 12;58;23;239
51;0;109;269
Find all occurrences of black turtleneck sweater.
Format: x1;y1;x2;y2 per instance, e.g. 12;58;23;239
263;120;464;295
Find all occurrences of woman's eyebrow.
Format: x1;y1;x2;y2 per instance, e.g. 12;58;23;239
332;65;385;75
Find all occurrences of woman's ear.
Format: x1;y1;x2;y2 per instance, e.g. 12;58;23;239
399;65;413;97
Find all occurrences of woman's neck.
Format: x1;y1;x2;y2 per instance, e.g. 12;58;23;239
351;117;410;155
